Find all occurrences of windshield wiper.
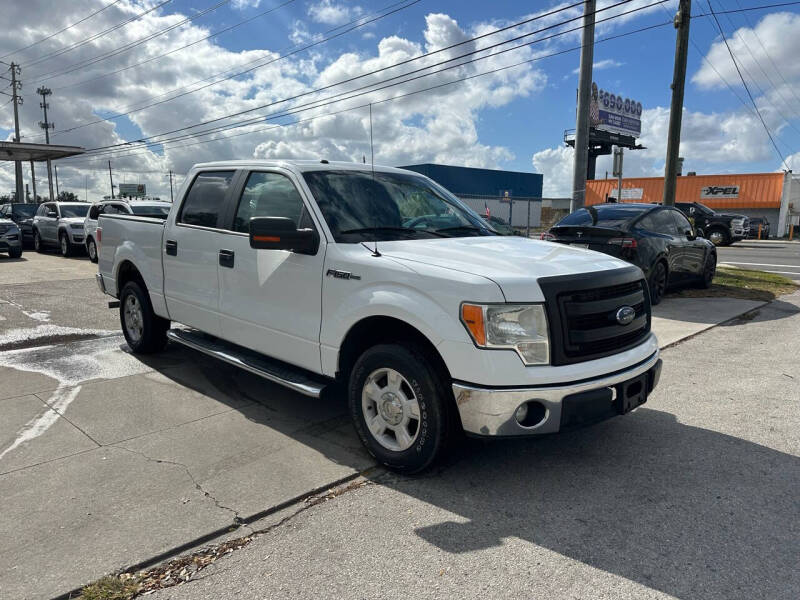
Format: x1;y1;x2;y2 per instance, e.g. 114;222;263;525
434;225;486;235
339;226;440;237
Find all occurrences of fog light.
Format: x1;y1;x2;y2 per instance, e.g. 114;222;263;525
515;400;548;428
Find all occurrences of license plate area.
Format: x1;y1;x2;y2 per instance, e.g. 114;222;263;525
571;243;589;249
614;373;648;414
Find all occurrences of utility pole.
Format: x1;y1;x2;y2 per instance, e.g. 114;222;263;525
613;146;623;201
30;160;37;203
571;0;596;212
169;170;174;202
108;160;115;199
9;63;24;203
662;0;691;207
54;165;59;196
37;87;55;201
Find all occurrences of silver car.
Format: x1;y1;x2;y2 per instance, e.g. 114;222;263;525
32;202;91;257
0;217;23;258
84;199;172;263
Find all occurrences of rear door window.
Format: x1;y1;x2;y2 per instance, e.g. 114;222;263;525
179;171;235;228
670;210;693;236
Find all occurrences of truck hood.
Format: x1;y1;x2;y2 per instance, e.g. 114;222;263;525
377;236;633;301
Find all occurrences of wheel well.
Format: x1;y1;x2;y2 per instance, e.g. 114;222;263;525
337;316;451;386
116;260;145;296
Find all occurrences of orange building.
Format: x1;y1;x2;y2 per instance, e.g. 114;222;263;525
585;172;799;237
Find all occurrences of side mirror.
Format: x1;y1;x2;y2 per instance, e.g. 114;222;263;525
47;211;58;218
249;217;319;255
685;229;696;240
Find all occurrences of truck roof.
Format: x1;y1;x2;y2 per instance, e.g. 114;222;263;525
191;159;418;176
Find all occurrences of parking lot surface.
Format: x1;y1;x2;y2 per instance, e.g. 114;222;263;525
1;252;797;598
718;239;800;280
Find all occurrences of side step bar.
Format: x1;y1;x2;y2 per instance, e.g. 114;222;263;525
166;329;330;398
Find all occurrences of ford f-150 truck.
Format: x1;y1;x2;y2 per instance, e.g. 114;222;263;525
96;160;661;472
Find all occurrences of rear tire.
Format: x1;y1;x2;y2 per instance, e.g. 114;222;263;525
87;237;98;263
59;232;72;257
649;261;667;306
119;280;169;354
348;343;450;474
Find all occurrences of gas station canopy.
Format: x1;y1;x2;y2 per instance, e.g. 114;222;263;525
0;141;85;162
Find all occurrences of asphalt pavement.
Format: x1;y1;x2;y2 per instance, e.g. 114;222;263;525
149;291;800;600
1;251;796;599
718;239;800;280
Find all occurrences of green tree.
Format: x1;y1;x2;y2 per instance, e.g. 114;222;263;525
57;191;79;202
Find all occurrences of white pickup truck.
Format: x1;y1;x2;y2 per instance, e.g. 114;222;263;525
96;160;661;472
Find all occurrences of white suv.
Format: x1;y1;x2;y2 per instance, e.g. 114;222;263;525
32;202;91;257
84;199;172;262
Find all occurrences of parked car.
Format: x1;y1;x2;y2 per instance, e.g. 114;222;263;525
96;160;661;472
747;217;770;239
674;202;749;246
481;214;516;235
32;201;90;257
0;217;23;258
542;203;716;305
0;203;36;247
84;199;172;263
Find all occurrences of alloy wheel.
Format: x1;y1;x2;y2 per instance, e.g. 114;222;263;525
123;294;144;344
361;367;421;452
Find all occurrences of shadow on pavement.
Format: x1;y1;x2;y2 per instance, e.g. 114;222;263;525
134;342;798;600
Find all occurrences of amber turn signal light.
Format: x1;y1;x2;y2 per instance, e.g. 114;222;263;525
461;304;486;346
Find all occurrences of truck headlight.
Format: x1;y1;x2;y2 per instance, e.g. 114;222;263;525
461;303;549;365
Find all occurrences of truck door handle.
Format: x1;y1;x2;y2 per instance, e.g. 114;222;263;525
219;249;235;268
165;240;177;256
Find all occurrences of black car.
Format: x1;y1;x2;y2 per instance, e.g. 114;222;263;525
747;217;770;239
674;202;749;246
544;203;717;305
0;203;37;247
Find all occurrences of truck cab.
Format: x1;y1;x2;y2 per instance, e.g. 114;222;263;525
97;160;661;472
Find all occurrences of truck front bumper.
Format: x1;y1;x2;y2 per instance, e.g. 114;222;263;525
453;350;661;436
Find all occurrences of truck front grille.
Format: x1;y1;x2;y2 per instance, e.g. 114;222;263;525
539;267;651;366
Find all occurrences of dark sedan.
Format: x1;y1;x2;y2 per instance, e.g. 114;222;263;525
0;203;37;247
542;203;717;305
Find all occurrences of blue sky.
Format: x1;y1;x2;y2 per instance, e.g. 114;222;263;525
1;0;799;198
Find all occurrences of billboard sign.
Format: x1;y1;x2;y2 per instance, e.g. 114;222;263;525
119;183;146;197
700;185;739;199
590;82;642;137
611;187;643;200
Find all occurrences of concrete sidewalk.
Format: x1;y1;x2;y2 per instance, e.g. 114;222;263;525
0;289;789;598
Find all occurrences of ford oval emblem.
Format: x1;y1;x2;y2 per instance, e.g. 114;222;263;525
615;306;636;326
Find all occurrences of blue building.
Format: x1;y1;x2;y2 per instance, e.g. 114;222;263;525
399;163;543;198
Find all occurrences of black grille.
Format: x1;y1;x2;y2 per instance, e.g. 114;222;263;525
539;267;651;366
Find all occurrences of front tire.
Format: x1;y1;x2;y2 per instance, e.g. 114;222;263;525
119;280;169;354
33;230;44;253
697;253;716;289
349;343;450;473
59;232;72;257
707;228;729;247
9;247;22;259
87;237;98;263
649;261;667;306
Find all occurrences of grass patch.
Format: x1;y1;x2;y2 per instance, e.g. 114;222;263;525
674;267;797;302
79;576;139;600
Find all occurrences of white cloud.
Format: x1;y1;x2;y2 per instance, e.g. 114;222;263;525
232;0;261;8
571;58;624;75
0;2;547;200
308;0;362;26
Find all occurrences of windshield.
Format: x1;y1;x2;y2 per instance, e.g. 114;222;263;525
60;204;89;218
302;170;491;242
556;205;648;228
12;204;36;218
131;205;171;218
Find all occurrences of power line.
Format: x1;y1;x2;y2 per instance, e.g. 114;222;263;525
61;18;675;168
72;0;645;157
28;0;232;79
0;0;123;60
50;0;300;92
705;1;789;169
33;0;419;141
21;0;175;69
63;8;673;164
